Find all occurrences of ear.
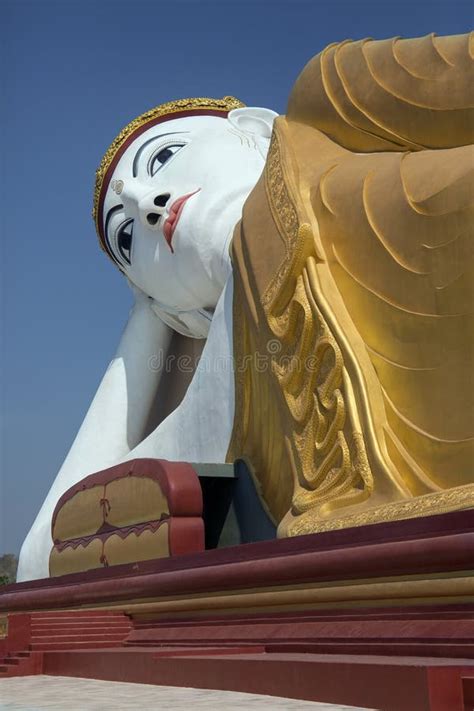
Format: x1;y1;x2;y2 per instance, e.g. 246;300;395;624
227;107;278;139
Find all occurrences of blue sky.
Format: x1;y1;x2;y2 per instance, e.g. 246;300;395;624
1;0;472;556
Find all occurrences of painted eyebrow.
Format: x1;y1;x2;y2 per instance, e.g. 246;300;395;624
132;132;189;177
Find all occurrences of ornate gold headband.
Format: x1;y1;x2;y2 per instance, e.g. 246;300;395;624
93;96;245;256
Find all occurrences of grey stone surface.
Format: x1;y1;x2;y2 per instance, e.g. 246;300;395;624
0;676;377;710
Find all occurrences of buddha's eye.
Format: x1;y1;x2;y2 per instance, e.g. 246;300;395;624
116;218;134;265
149;144;185;176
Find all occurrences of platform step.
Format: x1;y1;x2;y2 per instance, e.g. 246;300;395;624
148;645;266;657
31;622;133;634
32;620;131;627
37;645;474;711
30;641;124;651
32;625;131;636
31;633;126;643
31;610;126;620
31;614;131;627
31;614;129;620
31;619;129;626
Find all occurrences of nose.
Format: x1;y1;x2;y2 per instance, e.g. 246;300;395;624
138;192;171;230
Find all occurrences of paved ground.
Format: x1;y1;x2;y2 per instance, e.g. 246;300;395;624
0;676;376;710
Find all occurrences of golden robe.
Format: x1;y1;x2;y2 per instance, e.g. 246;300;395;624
228;33;474;536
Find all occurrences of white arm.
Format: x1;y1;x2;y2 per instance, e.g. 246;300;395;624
124;273;235;464
17;291;172;581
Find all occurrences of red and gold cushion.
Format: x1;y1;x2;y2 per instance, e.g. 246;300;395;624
49;459;204;577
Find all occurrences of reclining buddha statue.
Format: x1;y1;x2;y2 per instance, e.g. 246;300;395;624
17;32;474;581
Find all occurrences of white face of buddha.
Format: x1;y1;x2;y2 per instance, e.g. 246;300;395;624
102;110;276;312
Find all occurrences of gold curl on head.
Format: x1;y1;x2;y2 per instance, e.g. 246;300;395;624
92;96;246;240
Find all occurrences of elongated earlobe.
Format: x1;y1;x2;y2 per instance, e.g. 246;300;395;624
227;107;278;139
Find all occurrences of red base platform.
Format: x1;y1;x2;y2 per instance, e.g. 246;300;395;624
1;509;473;711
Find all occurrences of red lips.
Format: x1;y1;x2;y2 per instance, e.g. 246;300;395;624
163;189;201;252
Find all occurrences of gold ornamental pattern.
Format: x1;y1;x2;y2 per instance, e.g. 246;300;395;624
290;483;474;536
260;129;375;533
264;255;375;534
261;132;300;310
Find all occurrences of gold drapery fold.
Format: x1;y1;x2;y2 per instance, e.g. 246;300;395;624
287;33;474;152
228;34;474;535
